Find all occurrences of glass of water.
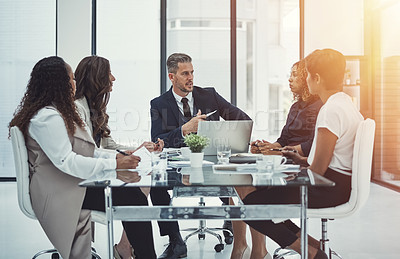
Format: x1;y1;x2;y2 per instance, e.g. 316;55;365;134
151;151;168;185
256;155;267;171
217;144;231;164
151;151;167;170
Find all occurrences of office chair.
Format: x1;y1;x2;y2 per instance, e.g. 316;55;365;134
10;126;104;259
172;186;235;252
273;119;376;259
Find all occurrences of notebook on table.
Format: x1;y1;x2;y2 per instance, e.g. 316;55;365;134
228;154;294;164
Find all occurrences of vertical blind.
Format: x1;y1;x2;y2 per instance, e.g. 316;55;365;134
0;0;56;177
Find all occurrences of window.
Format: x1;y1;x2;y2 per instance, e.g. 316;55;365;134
0;0;56;177
167;0;300;141
371;1;400;190
96;0;160;146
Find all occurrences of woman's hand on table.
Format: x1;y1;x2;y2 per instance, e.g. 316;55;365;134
116;150;135;159
257;141;281;155
116;154;141;169
136;138;164;153
281;146;309;166
250;140;261;154
154;138;164;152
137;141;156;152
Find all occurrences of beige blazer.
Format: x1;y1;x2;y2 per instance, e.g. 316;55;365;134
75;97;137;150
27;108;96;259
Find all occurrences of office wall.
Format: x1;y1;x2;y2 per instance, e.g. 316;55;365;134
304;0;364;56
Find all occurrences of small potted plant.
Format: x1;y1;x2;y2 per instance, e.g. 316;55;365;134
184;133;209;167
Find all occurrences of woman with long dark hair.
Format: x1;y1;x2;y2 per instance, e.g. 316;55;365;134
74;55;162;151
74;55;163;258
9;56;157;259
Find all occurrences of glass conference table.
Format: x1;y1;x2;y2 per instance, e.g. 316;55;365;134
80;155;335;259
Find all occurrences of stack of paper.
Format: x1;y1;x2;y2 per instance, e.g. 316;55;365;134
168;160;214;168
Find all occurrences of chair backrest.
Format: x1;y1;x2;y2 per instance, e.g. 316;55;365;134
347;118;376;212
10;126;37;219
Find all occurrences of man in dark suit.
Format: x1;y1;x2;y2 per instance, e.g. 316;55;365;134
150;53;251;259
151;53;251;147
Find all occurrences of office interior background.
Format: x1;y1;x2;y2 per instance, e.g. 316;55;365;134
0;0;400;257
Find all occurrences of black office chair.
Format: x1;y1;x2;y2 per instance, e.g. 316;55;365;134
172;186;235;252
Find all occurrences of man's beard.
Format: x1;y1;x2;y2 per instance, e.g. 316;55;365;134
178;83;193;93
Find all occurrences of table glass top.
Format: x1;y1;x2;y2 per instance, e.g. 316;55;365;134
80;155;335;188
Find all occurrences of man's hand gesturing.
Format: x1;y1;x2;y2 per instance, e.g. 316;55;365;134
182;109;207;136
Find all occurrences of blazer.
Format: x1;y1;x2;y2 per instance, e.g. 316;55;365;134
27;107;96;259
150;86;251;148
276;96;322;156
75;97;136;150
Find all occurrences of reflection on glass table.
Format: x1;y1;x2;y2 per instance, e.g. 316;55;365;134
80;158;334;259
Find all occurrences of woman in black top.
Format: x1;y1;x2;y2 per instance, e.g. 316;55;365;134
231;60;322;259
251;59;322;157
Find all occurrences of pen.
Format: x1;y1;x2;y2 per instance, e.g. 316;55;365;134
205;110;217;117
195;110;217;117
271;148;297;153
270;148;283;152
116;149;129;156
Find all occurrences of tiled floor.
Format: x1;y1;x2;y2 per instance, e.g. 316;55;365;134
1;182;399;259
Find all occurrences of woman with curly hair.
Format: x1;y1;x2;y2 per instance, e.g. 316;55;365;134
9;56;157;259
241;49;363;259
230;60;322;259
250;59;323;157
74;55;163;259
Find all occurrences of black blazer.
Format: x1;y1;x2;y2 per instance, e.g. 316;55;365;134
150;86;251;148
276;96;322;156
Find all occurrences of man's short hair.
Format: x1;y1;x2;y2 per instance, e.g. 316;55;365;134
167;53;192;74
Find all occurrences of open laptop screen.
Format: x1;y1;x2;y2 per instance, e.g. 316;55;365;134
197;120;253;155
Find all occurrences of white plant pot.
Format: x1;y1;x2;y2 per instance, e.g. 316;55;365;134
189;167;204;183
190;152;204;167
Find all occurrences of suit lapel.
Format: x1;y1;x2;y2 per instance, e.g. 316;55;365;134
165;88;182;126
193;87;203;114
74;126;96;146
193;87;212;115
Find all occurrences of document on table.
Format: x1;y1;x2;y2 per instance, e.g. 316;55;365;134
213;164;257;173
213;164;300;174
168;160;214;168
132;146;152;176
81;146;153;186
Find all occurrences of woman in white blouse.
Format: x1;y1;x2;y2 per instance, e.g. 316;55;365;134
9;56;157;259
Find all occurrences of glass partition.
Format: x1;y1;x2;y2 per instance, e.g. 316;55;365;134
97;0;160;146
167;0;300;141
0;0;56;177
0;0;300;178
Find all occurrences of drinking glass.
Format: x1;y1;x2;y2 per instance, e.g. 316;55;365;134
151;151;167;185
257;155;274;174
256;155;267;171
217;144;231;164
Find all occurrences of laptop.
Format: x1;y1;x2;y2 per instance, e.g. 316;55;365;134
197;120;253;155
